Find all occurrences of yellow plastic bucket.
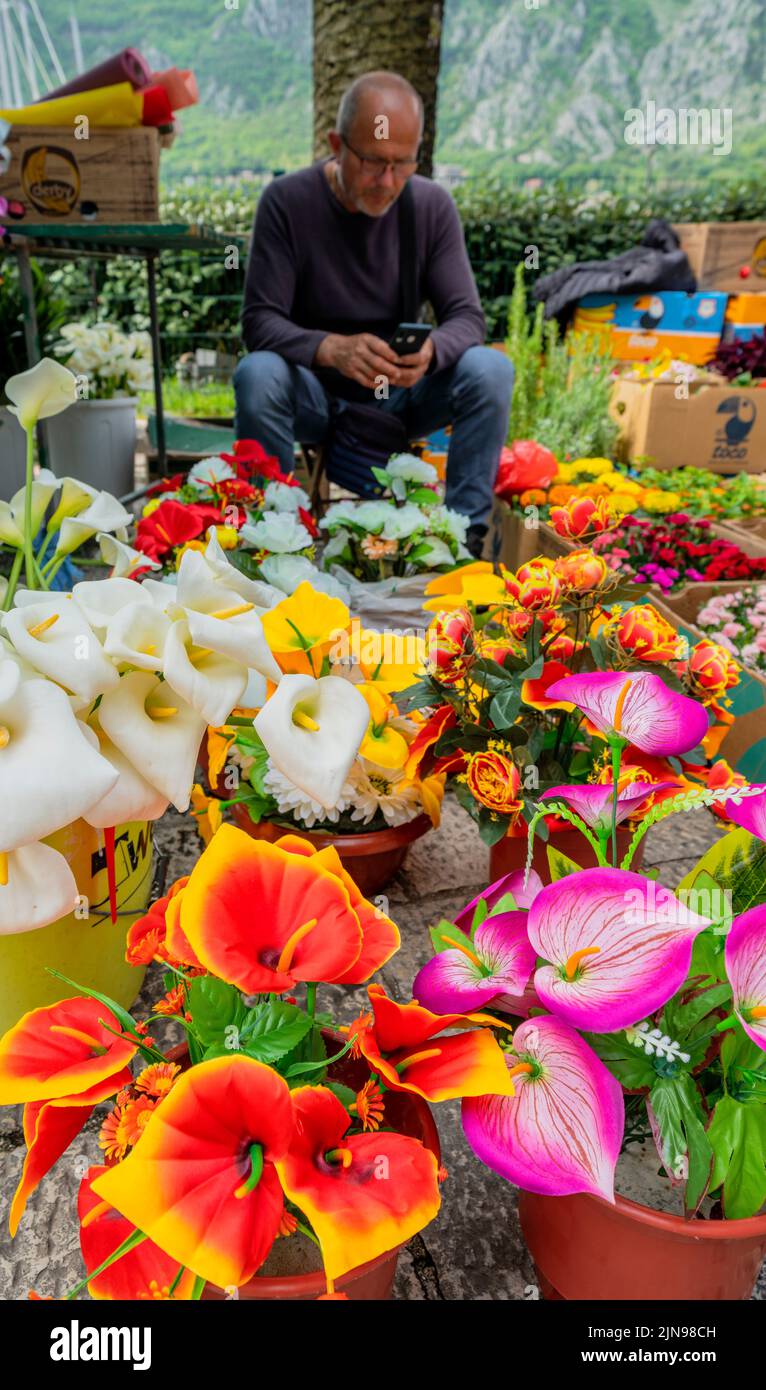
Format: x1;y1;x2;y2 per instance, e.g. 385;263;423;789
0;819;153;1036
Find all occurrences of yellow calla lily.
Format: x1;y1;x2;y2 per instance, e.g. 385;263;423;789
423;571;507;612
360;723;410;771
424;560;494;597
260;581;351;675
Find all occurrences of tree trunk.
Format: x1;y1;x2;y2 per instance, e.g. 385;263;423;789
312;0;444;178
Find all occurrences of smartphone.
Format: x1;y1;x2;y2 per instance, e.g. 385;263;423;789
389;322;431;356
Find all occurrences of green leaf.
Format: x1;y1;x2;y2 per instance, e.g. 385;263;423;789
477;807;513;847
521;652;544;681
471;897;489;932
489;685;521;729
546;844;583;881
240;999;314;1065
430;917;470;954
487;892;519;917
370;466;392;488
677;828;766;919
660;981;732;1044
586;1031;656;1090
187;976;247;1048
708;1096;766;1219
325;1081;357;1112
649;1074;713;1213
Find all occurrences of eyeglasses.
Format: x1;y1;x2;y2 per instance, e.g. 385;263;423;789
340;135;419;179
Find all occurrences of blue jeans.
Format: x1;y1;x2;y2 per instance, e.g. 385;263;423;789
233;345;514;527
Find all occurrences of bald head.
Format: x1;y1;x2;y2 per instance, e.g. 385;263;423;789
328;70;423;217
337;71;424;143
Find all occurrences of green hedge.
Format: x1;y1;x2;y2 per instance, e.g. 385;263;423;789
3;176;766;369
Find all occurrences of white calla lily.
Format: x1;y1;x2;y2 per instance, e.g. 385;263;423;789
0;660;118;852
0;841;78;936
171;549;281;683
103;599;171;672
45;477;99;534
79;719;170;828
72;578;153;631
97;670;206;812
5;358;78;429
52;492;133;558
97;532;161;578
0;469;61;548
202;529;281;609
255;673;369;809
240;669;268;709
3;597;119;701
163;617;248;727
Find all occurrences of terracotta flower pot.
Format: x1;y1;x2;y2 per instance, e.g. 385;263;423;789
163;1036;441;1301
230;804;432;896
519;1187;766;1302
489;821;643;884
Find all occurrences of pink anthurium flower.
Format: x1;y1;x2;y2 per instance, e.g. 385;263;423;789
725;904;766;1052
541;781;677;833
527;868;711;1032
544;671;709;756
413;913;537;1015
462;1015;624;1201
723;785;766;842
453;869;544;931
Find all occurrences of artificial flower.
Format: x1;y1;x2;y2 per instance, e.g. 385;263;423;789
464;748;522;817
725;905;766;1052
5;357;78;429
544;670;710;755
260;582;350;676
413;911;536;1014
254;672;369;810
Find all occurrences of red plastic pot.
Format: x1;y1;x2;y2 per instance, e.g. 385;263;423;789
489;821;643;883
230;805;432;896
519;1188;766;1301
166;1038;440;1301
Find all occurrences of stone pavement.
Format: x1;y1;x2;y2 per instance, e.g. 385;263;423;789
1;797;763;1301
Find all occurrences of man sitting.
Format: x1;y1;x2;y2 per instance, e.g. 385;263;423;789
234;69;514;556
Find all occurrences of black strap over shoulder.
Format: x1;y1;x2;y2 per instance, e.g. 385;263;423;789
397;181;418;324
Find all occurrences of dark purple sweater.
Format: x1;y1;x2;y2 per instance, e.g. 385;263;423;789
241;161;485;401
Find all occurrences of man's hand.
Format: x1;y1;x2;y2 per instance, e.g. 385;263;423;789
314;332;402;390
390;336;435;389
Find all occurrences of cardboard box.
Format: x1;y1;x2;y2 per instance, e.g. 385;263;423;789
673;222;766;295
722;291;766;345
492;503;570;570
610;378;766;473
574;291;726;365
0;125;159;224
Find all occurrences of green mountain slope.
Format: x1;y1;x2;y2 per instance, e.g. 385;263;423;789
17;0;766;186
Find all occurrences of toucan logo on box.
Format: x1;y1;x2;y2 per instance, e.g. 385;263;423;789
50;1322;151;1371
712;395;757;461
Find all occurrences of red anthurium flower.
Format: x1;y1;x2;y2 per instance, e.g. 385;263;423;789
0;997;138;1105
351;985;515;1103
10;1074;131;1236
521;660;576;712
275;1085;440;1283
274;834;400;984
135;500;224;561
79;1167;198;1300
178;824;364;993
91;1056;293;1290
299;507;319;538
221;440;288;483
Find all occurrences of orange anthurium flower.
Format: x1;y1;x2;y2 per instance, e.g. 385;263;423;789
10;1074;131;1237
125;876;191;967
178;825;363;993
274;834;400;985
78;1167;198;1300
275;1085;440;1283
91;1056;294;1290
0;997;138;1106
522;659;576;712
405;705;457;779
352;986;515;1104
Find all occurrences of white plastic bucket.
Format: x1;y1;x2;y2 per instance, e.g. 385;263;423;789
0;407;27;500
43;397;138;496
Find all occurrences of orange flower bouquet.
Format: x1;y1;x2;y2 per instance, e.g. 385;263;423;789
0;825;514;1300
395;555;742;850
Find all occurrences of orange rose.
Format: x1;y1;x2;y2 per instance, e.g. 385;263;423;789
466;749;523;817
426;607;475;685
504;558;562;611
502;609;535;641
549;495;612;540
686;639;740;702
614;605;682;662
553;549;609;593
